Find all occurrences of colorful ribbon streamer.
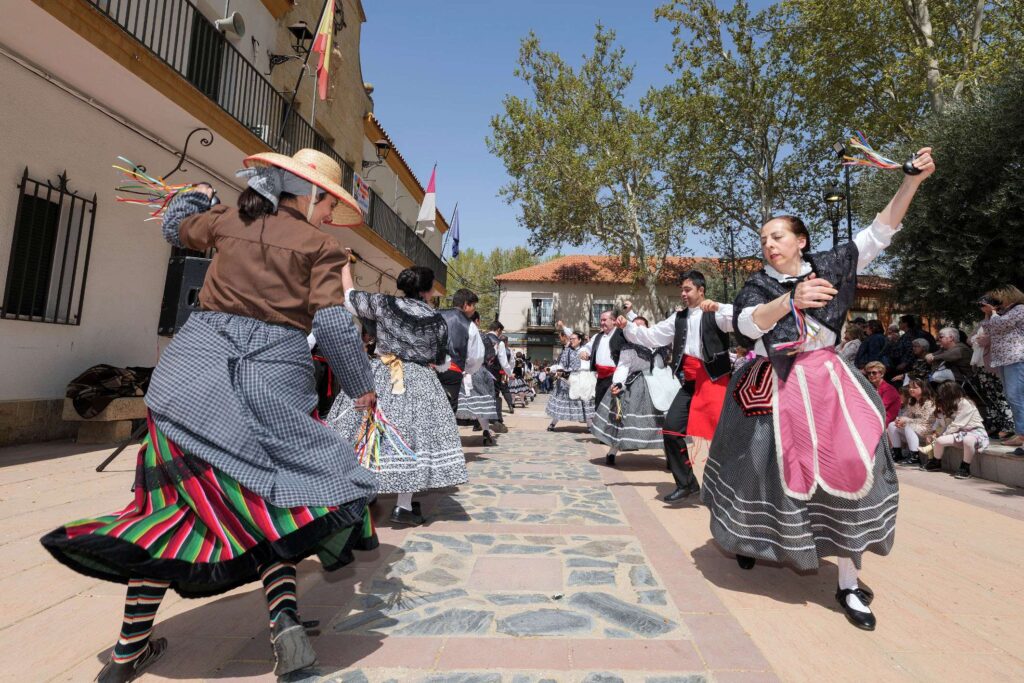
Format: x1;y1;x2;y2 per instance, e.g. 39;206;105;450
772;296;821;356
353;406;419;471
841;131;902;171
113;156;195;221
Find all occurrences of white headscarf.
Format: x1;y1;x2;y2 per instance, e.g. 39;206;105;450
236;166;324;219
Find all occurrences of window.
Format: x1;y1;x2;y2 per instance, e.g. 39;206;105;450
591;301;614;327
2;169;97;325
530;294;553;327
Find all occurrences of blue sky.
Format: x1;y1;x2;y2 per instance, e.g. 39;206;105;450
360;1;768;260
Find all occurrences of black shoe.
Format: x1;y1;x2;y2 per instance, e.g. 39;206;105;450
482;432;495;446
954;463;972;480
835;588;876;631
900;454;921;467
736;555;756;570
389;505;425;526
891;447;906;463
664;483;700;502
924;459;943;471
509;407;515;414
271;612;318;676
1013;447;1024;457
96;638;167;683
605;452;616;467
547;425;556;432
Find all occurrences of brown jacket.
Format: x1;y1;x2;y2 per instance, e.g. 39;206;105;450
179;205;346;332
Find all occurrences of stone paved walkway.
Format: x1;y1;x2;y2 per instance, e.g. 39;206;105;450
3;395;1024;682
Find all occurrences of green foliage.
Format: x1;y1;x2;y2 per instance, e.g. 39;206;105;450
487;26;681;309
856;71;1024;324
443;247;539;322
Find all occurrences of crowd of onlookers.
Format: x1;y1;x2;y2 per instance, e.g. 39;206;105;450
839;286;1024;481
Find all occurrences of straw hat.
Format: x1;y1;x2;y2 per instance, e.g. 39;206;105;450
243;148;363;227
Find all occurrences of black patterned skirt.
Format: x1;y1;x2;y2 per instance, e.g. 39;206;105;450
702;355;899;571
590;372;664;451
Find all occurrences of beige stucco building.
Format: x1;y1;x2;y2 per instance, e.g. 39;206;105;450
0;0;446;445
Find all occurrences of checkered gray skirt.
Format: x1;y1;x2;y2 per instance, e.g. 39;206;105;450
545;375;594;423
590;372;664;451
456;370;500;420
145;311;375;509
701;357;899;570
327;359;468;494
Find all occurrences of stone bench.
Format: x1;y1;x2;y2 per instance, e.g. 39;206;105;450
62;397;147;444
939;442;1024;488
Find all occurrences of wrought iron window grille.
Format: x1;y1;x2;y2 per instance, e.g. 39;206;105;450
2;168;97;325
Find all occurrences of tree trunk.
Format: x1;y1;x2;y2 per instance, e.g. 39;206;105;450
902;0;946;115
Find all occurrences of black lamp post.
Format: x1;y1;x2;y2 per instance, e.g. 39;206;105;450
832;141;853;241
823;184;845;247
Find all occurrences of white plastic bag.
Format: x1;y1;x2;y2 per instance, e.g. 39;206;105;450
645;365;680;411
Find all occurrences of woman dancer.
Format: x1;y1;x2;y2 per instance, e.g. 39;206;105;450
456;312;502;445
590;317;665;466
546;325;595;431
702;148;935;631
327;263;467;527
41;149;379;681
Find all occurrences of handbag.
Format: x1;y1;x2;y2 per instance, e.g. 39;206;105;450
569;371;597;401
645;365;680;411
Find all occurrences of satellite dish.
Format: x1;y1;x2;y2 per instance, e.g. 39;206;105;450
214;12;246;37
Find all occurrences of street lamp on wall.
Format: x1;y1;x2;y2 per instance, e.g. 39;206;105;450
823;184;845;247
362;139;392;170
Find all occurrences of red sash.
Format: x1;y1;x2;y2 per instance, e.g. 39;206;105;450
681;355;729;439
449;362;463;373
595;364;616;380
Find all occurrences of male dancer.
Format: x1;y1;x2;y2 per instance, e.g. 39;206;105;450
484;321;514;431
438;289;484;414
618;271;733;502
579;310;627;410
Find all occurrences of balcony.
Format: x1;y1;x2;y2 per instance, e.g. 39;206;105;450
82;0;442;279
526;308;556;330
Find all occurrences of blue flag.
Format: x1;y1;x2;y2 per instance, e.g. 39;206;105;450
450;206;460;259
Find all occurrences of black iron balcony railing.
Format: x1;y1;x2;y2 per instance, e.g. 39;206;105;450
526;309;556;329
85;0;443;280
367;191;446;282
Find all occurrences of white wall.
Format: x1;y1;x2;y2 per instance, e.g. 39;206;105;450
498;281;682;334
0;57;242;400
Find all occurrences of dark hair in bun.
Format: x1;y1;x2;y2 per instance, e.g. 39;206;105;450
397;266;436;298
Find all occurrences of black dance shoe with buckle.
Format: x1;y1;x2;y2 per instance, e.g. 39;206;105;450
95;638;168;683
664;482;700;503
390;505;425;527
736;555;756;570
836;588;877;631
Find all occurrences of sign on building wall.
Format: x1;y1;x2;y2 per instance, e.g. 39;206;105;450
353;173;371;216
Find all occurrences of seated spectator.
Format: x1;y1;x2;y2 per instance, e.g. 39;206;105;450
923;382;988;478
865;361;900;425
855;320;888;369
893;338;931;385
889;379;935;467
838;324;864;365
926;327;972;384
980;285;1024;452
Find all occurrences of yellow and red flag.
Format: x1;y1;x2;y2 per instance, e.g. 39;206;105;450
311;0;335;100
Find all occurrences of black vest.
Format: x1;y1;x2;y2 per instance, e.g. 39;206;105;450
733;241;859;381
591;329;626;368
483;332;501;378
439;309;472;371
671;309;731;380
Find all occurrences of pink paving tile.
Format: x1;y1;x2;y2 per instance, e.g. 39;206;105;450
468;556;563;591
569;639;705;670
712;671;783;683
437;637;571;669
683;614;773;670
314;633;443;668
498;493;559;509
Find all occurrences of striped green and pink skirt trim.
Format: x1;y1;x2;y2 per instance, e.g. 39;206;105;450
41;415;376;597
